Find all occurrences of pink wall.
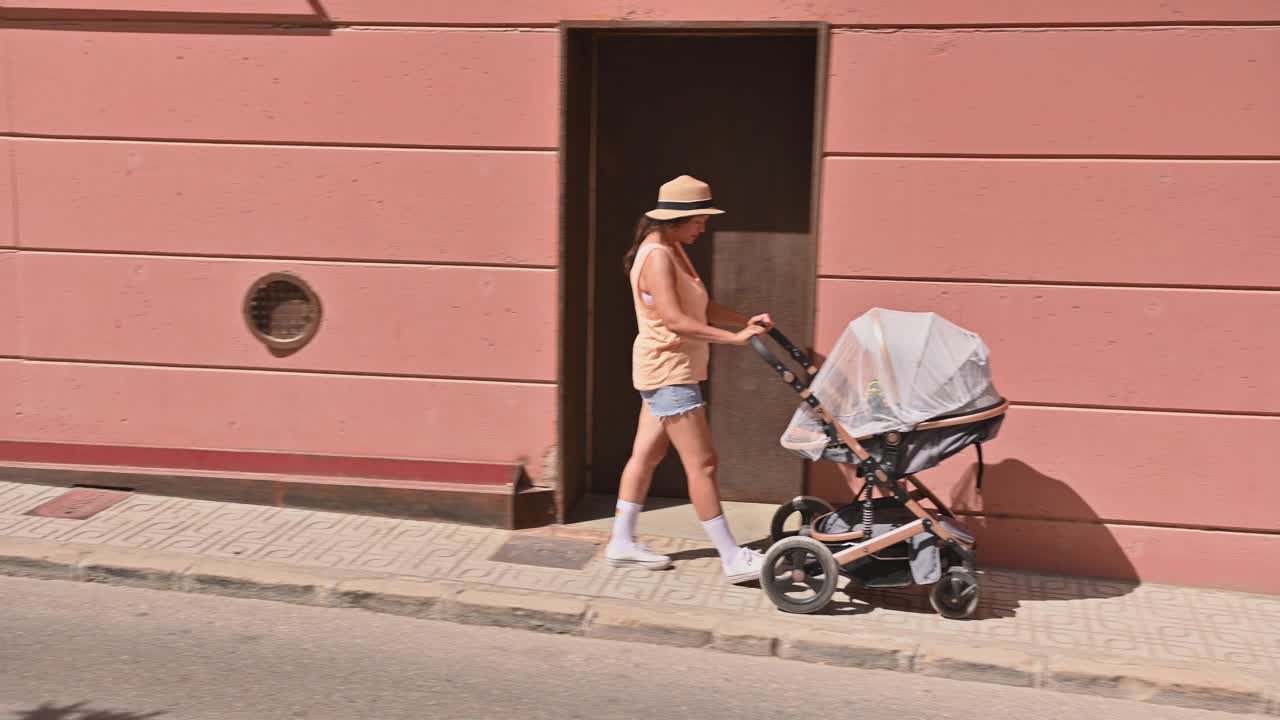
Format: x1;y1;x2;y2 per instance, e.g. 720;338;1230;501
825;28;1280;156
914;406;1280;532
17;253;557;381
1;20;562;481
0;361;16;442
819;158;1280;288
813;23;1279;592
0;252;18;357
974;519;1280;595
0;142;14;249
2;3;1278;592
16;140;558;265
6;27;558;147
816;281;1280;414
2;361;555;467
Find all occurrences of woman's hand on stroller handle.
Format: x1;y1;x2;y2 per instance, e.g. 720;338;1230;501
749;325;819;388
732;312;773;344
733;324;769;345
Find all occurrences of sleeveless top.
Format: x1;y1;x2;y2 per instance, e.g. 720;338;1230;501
629;241;710;391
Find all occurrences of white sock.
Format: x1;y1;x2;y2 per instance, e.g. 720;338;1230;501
608;500;642;551
701;514;740;565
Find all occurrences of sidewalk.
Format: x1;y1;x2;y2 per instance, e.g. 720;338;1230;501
1;480;1276;716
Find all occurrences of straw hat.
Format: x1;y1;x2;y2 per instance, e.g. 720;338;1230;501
644;175;726;220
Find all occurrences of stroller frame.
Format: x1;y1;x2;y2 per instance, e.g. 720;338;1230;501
750;325;1008;618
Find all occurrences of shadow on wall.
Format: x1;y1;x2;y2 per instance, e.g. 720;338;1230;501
948;458;1139;585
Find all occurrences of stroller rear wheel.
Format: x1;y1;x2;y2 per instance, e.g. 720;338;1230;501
761;536;840;614
929;567;980;619
769;496;836;543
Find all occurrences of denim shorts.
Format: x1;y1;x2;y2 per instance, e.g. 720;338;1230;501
640;383;706;418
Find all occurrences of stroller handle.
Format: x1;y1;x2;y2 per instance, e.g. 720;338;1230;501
749;327;818;397
750;327;859;460
750;327;876;466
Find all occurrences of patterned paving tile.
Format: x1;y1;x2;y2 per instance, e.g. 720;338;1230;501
0;484;63;514
596;567;667;603
290;514;402;569
250;513;345;564
344;521;445;575
491;565;610;597
205;507;316;559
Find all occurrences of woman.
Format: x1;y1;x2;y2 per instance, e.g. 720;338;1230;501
605;175;772;585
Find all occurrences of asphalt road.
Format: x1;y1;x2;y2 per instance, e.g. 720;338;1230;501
0;576;1263;720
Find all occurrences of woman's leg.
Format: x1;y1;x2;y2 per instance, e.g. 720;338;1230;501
605;403;673;570
616;402;670;506
660;407;722;521
664;407;764;584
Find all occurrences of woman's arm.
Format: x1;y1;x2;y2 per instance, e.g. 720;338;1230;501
707;301;773;330
706;301;748;327
642;250;765;345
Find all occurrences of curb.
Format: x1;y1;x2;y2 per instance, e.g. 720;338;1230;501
2;536;1275;716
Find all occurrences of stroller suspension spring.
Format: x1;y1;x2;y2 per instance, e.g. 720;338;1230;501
861;482;875;540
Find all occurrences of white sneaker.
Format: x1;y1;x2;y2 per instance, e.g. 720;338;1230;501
606;542;672;570
722;547;766;585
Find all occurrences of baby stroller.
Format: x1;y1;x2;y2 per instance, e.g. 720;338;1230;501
750;308;1007;619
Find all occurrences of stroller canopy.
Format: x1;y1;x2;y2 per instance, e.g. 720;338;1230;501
781;308;1002;460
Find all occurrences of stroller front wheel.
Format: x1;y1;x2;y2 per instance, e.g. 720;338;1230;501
761;536;840;615
769;496;836;543
929;567;980;619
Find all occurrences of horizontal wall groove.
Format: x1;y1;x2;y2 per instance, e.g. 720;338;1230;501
12;248;558;271
833;22;1280;31
2;132;558;154
8;19;1280;31
340;24;558;30
2;19;560;31
0;356;556;386
817;275;1280;293
957;510;1280;536
823;151;1280;162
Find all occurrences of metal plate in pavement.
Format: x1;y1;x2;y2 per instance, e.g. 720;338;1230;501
24;488;132;520
489;535;598;570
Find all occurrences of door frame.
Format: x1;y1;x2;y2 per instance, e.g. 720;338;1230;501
556;21;830;523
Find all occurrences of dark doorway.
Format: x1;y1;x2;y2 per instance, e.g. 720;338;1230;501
560;27;824;519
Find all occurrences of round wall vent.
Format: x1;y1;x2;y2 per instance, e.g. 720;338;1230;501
243;273;321;352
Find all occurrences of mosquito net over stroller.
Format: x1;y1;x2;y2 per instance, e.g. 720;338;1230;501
781;308;1004;475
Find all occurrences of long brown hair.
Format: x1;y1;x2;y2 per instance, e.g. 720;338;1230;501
623;215;688;276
